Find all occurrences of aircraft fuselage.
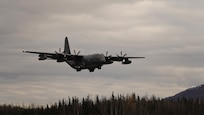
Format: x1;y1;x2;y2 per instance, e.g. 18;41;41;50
66;54;108;72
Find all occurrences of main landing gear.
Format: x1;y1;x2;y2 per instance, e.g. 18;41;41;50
89;68;95;72
76;69;81;72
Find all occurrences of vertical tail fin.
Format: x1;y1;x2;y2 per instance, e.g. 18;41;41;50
64;37;71;55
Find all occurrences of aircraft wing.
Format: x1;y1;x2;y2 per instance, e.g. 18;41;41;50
110;56;145;61
23;51;56;55
23;51;83;61
107;56;145;64
23;51;62;60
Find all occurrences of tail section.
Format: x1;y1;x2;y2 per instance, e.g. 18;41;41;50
64;37;71;55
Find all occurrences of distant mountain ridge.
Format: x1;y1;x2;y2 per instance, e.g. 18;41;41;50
166;84;204;100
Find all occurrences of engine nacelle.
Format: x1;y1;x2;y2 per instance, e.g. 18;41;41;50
104;56;114;64
122;59;132;64
38;54;47;60
104;60;113;64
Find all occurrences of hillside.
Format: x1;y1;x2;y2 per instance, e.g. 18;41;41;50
166;84;204;100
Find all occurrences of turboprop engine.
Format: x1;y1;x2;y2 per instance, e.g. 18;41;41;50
122;59;132;64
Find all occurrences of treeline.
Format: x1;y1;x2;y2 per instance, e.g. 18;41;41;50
1;93;204;115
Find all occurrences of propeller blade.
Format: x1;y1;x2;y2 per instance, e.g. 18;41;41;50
74;50;80;55
77;51;80;55
74;50;76;55
106;51;108;57
117;51;127;57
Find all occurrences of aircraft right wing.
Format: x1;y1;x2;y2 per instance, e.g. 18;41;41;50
105;51;145;64
110;56;144;61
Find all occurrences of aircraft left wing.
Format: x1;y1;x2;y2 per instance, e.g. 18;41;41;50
23;51;83;62
23;51;56;55
23;51;63;61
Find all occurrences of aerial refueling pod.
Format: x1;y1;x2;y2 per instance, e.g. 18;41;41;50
38;54;47;60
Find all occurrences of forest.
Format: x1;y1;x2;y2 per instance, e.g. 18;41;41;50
1;93;204;115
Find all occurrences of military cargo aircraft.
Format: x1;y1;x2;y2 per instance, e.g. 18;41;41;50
23;37;145;72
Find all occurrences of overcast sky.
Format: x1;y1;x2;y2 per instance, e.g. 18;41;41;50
1;0;204;105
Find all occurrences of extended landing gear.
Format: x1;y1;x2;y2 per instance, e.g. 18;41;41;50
89;68;95;72
75;66;100;72
76;69;81;72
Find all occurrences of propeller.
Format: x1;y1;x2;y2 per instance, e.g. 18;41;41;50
117;51;127;58
105;51;112;58
74;50;80;55
54;48;66;62
55;48;62;54
59;48;61;53
104;51;113;64
106;51;108;57
55;48;67;59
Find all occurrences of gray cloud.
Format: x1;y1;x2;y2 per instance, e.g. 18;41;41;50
0;0;204;105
